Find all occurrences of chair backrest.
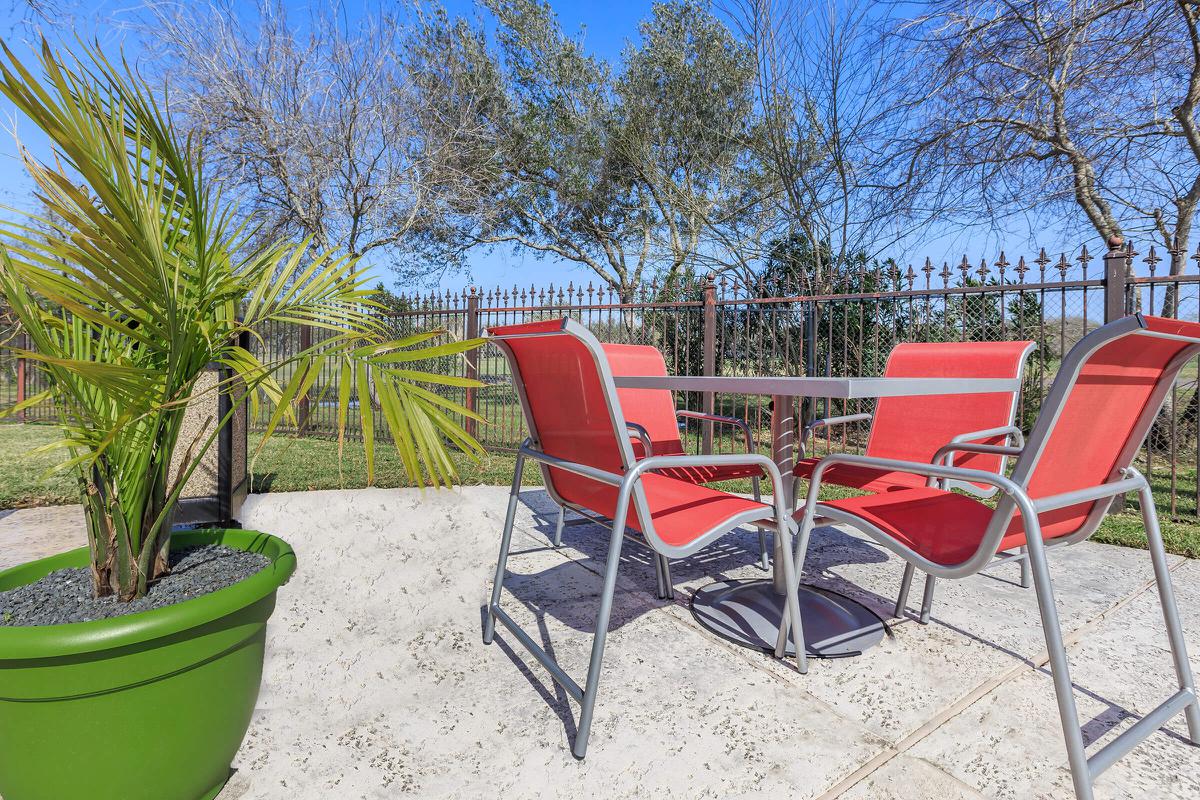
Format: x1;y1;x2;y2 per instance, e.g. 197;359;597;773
1004;314;1200;543
866;340;1036;490
603;344;686;459
488;318;646;525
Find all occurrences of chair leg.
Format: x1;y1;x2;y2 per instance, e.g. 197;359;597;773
775;516;811;674
484;452;525;645
895;562;915;619
780;523;807;674
573;519;629;759
1025;533;1094;800
752;476;769;571
919;574;936;625
1019;545;1032;588
652;547;668;599
658;554;674;600
1139;484;1200;743
552;505;565;547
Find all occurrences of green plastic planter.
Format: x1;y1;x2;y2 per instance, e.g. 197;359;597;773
0;529;296;800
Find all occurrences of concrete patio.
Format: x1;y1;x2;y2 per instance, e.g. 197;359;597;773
3;485;1199;799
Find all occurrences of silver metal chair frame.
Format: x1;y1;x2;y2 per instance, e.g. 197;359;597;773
795;315;1200;800
483;319;804;759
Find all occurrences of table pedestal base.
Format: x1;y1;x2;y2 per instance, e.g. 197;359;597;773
690;579;886;658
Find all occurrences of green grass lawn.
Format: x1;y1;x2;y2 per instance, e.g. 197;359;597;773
2;422;1198;558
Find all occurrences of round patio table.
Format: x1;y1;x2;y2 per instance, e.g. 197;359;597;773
611;374;1021;658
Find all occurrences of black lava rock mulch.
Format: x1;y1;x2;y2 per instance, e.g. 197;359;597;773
0;544;271;626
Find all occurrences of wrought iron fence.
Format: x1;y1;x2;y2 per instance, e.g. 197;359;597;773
8;238;1200;520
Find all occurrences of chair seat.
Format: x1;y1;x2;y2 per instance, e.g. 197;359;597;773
793;457;926;492
634;440;764;485
658;461;765;484
633;473;773;548
813;487;1027;566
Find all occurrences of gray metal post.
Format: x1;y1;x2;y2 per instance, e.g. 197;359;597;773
895;562;915;618
1025;528;1094;800
552;505;565;547
573;505;631;758
769;393;795;593
919;574;936;625
752;475;768;570
775;506;812;674
483;450;526;645
1138;482;1200;742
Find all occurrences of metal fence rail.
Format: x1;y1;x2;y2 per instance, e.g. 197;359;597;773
7;238;1200;520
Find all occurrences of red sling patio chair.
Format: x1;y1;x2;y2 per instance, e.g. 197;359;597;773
793;340;1037;624
791;314;1200;800
482;318;804;759
601;343;771;582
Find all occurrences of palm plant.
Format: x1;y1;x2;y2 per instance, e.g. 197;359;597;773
0;41;484;601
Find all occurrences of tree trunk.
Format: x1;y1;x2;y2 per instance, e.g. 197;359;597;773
82;465;171;601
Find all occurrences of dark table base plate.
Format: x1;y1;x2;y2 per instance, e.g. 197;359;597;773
690;578;887;658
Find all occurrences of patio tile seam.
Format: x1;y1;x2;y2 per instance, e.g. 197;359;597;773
816;554;1189;799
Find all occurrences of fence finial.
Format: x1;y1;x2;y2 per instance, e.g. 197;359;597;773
1145;245;1161;276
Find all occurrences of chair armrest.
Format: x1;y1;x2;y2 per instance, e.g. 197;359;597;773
517;440;623;486
809;452;1022;497
625;421;653;458
804;413;872;438
934;441;1024;465
1032;472;1147;513
677;410;754;452
948;424;1025;449
626;452;783;508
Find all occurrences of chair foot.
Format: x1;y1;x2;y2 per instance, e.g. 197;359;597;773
1019;546;1032;588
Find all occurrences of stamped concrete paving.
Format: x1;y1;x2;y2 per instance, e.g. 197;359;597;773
3;486;1199;799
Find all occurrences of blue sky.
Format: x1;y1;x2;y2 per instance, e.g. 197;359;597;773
0;0;1096;294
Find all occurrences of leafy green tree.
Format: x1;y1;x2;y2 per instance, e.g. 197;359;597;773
416;0;766;299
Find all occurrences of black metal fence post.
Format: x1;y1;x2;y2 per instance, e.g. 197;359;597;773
296;323;312;433
701;273;716;454
1103;235;1132;512
464;287;481;440
1104;235;1131;322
